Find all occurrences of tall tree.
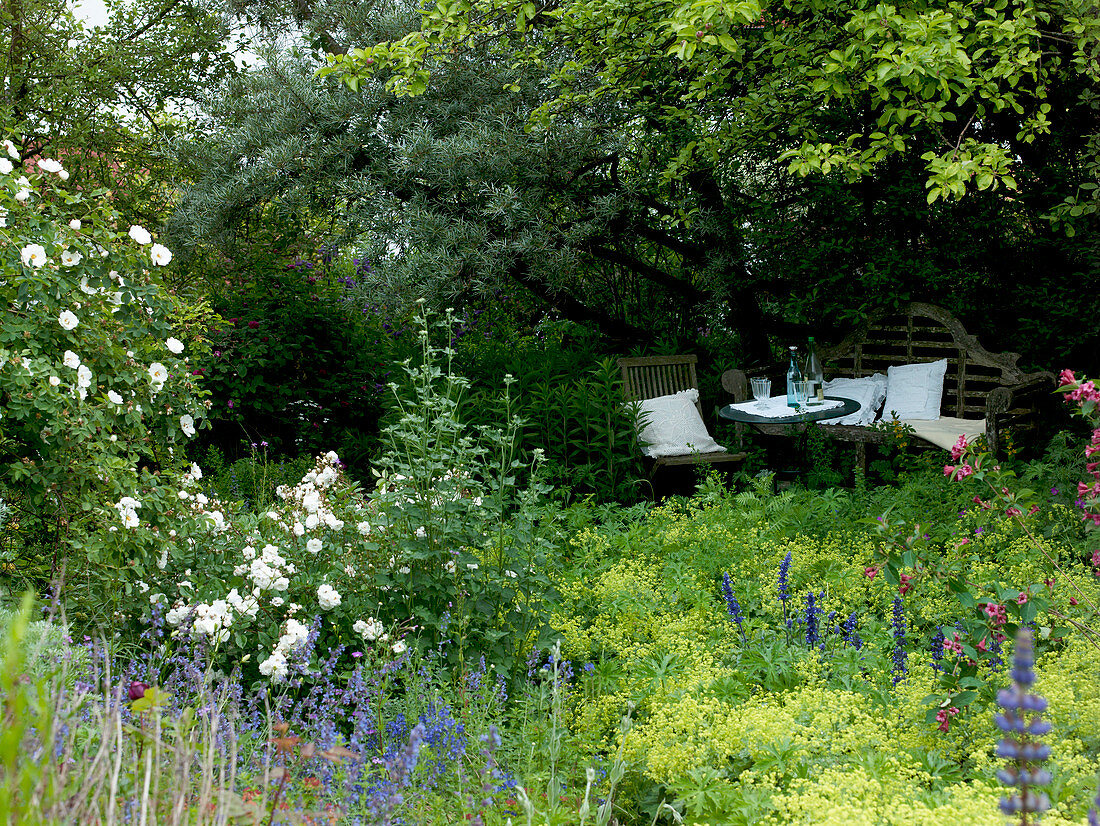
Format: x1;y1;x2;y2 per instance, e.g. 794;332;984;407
1;0;239;225
319;0;1100;365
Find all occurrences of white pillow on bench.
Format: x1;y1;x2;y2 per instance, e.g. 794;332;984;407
633;389;727;458
882;359;948;421
822;374;887;426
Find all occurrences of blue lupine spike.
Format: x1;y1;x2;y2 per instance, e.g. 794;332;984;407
996;630;1052;820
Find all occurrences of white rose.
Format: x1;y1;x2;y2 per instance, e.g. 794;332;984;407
48;375;60;387
69;219;81;230
150;243;172;266
128;225;152;245
0;158;12;175
148;362;168;385
14;189;30;202
1;139;18;160
392;640;407;656
108;390;124;405
179;414;196;437
61;249;82;267
76;365;93;388
20;244;47;268
166;337;184;354
58;310;79;331
317;583;341;610
63;350;80;369
306;538;322;553
37;158;63;174
358;617;383;641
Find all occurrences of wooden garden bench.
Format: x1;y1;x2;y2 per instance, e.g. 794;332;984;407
618;355;747;472
721;302;1053;464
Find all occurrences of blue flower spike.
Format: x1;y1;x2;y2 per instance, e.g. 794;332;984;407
996;629;1052;822
721;572;746;644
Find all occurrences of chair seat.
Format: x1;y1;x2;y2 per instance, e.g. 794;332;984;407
654;451;748;467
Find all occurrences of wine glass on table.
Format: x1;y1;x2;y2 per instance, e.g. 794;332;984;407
792;380;810;414
750;377;771;411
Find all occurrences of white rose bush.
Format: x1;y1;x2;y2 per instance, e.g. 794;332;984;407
0;130;207;595
153;316;558;684
152;451;409;683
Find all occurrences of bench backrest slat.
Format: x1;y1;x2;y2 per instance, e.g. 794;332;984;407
821;302;1031;419
618;355;703;416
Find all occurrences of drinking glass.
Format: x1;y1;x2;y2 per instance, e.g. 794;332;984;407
750;377;771;409
792;380;810;412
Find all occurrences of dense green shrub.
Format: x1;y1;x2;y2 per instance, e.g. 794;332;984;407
185;226;418;472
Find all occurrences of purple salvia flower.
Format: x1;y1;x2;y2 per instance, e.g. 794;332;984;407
721;572;746;642
890;597;907;686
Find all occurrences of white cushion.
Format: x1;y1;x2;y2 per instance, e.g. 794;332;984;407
881;359;948;421
821;374;887;426
901;417;986;452
633;389;726;458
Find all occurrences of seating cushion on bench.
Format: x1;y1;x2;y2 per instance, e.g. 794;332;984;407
823;374;887;425
899;417;986;453
634;389;728;458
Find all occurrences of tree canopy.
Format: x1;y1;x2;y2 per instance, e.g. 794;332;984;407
1;0;239;223
173;0;1100;368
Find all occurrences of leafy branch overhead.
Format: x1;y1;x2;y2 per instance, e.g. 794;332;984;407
322;0;1100;206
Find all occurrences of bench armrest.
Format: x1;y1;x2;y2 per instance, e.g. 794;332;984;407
985;372;1055;455
721;369;750;403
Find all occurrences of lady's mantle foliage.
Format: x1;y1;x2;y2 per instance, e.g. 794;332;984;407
0;130;206;569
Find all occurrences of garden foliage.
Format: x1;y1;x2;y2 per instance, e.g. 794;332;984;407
0;136;207;602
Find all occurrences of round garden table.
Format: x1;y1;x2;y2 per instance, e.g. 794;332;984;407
718;395;861;426
718;395;863;486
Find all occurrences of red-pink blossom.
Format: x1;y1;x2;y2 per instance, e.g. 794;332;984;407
950;435;968;461
1016;592;1028;605
935;706;960;733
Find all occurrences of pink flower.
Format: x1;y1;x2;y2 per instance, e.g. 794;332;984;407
943;634;964;656
977;636;988;653
955;464;973;480
950;435;968;461
1005;507;1022;517
944;464;955;478
935;706;960;733
1058;368;1076;387
1070;597;1079;606
1015;592;1028;605
864;566;878;580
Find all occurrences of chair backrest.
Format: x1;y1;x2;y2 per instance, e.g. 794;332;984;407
617;355;703;415
820;302;1034;419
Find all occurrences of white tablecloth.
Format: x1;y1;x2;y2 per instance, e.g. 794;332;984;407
727;396;844;419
